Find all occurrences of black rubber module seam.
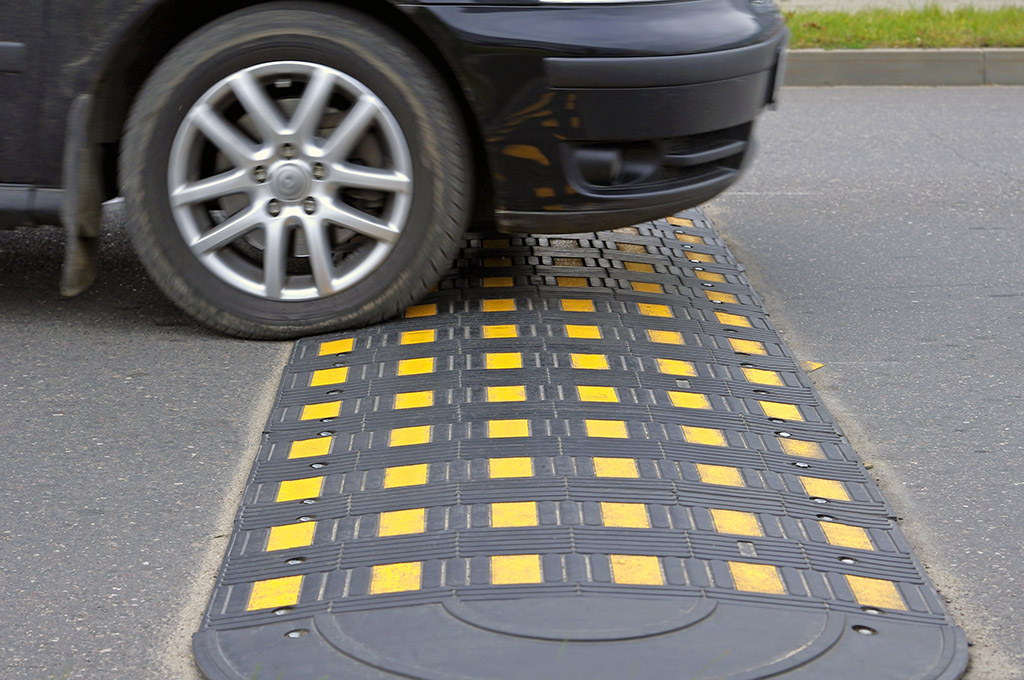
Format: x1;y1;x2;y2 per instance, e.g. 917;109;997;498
194;209;968;680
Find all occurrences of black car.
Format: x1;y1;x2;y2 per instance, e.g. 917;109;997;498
0;0;787;338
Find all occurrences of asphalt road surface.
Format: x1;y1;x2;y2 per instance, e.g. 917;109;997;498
2;86;1022;679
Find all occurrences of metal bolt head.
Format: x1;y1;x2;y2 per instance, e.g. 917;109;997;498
313;163;326;180
253;166;267;183
303;197;317;215
267;199;282;217
281;143;296;159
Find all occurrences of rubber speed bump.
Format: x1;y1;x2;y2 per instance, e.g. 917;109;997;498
194;210;967;680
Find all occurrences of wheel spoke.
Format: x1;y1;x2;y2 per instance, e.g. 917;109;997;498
327;163;411;194
230;71;288;143
320;96;379;161
302;220;337;296
191;206;263;254
321;203;400;245
291;68;335;144
192;105;258;167
263;223;288;300
170;169;252;208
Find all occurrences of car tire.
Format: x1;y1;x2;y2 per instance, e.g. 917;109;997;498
120;2;470;339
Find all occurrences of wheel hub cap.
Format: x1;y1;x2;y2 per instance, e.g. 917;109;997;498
270;162;312;202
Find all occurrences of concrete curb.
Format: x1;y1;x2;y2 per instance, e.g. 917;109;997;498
784;48;1024;86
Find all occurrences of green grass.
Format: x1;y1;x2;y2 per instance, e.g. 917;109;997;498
787;5;1024;49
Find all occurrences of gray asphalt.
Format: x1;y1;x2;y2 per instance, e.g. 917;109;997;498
707;86;1024;678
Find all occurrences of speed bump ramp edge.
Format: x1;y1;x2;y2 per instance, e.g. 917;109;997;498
193;209;968;680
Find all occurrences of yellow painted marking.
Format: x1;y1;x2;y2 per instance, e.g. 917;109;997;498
300;401;341;420
397;357;435;376
318;338;354;355
561;298;595;312
484;276;514;288
395;390;433;410
594;457;639;478
383;463;428;488
566;324;601;339
668;391;711;409
610;555;663;586
489;457;533;478
400;329;435;345
585;419;629;439
624;261;655;273
491;502;538;528
483;257;512;267
682;426;728;447
266;522;316;551
716;311;751;327
846;575;906;610
491;554;542;584
502;144;550;166
370;562;422;594
710;509;762;536
696;463;744;487
821;522;874;551
486;352;522;369
729;338;767;355
276;477;324;502
535;187;556;198
482;299;516;312
389;425;431;447
706;291;739;304
483;238;510;249
405;303;437;318
488;419;530;438
799;476;850;501
630;281;664;294
378;508;426;537
800;360;826;372
601;502;650;528
728;562;786;595
577;385;618;403
638;303;673;318
487;385;527;403
780;438;825;459
742;367;784;386
288;437;331;459
617;242;647;254
657;358;696;376
648;329;684;345
759;401;803;421
696;273;726;286
667;216;694;227
247;576;302;610
571;353;610;370
557;276;588;287
676;233;704;244
311;366;348;387
483;324;518;339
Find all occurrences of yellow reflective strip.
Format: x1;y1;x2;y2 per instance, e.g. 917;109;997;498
405;304;437;318
846;575;906;610
300;401;341;420
780;438;825;458
799;476;850;501
276;477;324;502
378;508;426;537
484;276;514;288
630;281;663;294
491;501;538;527
483;324;518;339
601;502;650;528
566;324;601;339
657;358;696;376
487;385;527;402
710;509;762;536
571;353;609;370
577;385;618;403
821;522;874;551
561;298;595;312
482;299;516;312
624;261;655;273
288;437;331;459
610;555;663;585
483;257;512;267
728;562;786;594
585;419;629;439
389;425;431;447
266;522;316;551
397;357;435;376
696;270;726;282
706;291;739;304
730;338;767;355
247;575;302;610
491;554;543;585
676;233;704;244
557;276;589;288
696;463;744;487
383;463;428;488
682;426;727;447
489;457;533;478
594;457;639;478
667;216;694;227
687;252;715;263
318;338;354;355
310;366;348;386
638;303;673;317
486;352;522;369
742;367;784;386
668;391;711;409
715;311;751;327
488;419;530;438
370;562;422;594
617;242;647;253
759;401;803;421
648;329;684;345
400;329;436;345
394;390;433;410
